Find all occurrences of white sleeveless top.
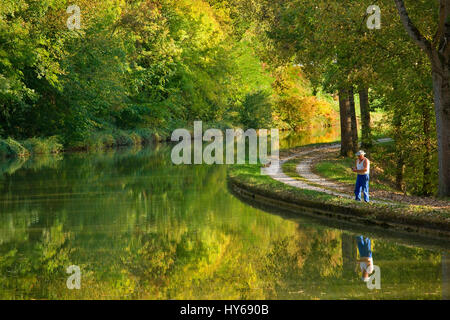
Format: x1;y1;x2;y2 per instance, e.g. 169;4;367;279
357;158;370;175
360;258;374;274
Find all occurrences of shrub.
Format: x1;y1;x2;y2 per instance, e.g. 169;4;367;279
99;133;115;148
22;136;63;154
86;132;116;151
113;130;134;146
129;132;143;146
0;138;30;158
134;128;155;144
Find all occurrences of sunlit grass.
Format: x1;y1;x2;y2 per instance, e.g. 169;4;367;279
314;157;395;192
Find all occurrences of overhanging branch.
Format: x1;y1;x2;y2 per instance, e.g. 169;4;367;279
433;0;447;48
393;0;434;58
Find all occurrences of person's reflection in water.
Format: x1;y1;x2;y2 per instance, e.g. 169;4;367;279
355;235;374;282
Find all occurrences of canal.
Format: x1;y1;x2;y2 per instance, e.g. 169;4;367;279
0;128;449;299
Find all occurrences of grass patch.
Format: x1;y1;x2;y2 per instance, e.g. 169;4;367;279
315;158;355;184
282;159;310;184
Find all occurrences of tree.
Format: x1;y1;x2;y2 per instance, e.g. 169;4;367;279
359;88;373;148
263;0;378;156
349;88;359;153
394;0;450;196
339;89;356;156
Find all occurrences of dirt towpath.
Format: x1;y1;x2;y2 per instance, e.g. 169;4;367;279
262;140;450;209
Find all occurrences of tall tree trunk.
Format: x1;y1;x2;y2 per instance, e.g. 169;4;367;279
393;108;405;192
422;103;433;196
395;155;405;192
359;88;372;149
394;0;450;196
339;89;354;157
432;69;450;197
349;88;358;153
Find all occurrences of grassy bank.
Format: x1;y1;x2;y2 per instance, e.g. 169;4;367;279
227;163;450;239
66;128;167;152
0;128;168;159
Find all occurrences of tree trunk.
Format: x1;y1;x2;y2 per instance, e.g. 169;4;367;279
422;103;433;196
395;155;405;192
339;89;354;157
359;88;372;149
393;108;405;192
349;88;358;153
393;0;450;197
432;69;450;197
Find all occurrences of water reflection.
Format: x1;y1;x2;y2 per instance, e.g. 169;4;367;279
443;253;450;300
356;236;374;283
0;139;448;299
279;126;340;150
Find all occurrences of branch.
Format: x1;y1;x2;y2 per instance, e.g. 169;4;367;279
393;0;433;58
433;0;447;48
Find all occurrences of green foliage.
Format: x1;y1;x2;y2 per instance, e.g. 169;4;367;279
22;136;63;155
239;91;273;129
133;128;155;144
0;138;29;158
0;0;339;152
113;130;134;147
84;132;116;151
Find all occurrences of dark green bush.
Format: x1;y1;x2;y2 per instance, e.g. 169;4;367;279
134;128;156;143
113;130;134;146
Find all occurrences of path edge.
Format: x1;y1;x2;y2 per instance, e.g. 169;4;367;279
227;173;450;240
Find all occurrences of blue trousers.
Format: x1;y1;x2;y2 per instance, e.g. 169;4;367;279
356;235;372;258
355;174;370;202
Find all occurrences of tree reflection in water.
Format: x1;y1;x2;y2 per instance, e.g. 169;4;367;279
0;142;448;299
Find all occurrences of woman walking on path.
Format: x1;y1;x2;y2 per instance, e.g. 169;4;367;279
352;150;370;202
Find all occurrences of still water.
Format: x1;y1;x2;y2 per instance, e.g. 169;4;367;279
0;128;449;299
